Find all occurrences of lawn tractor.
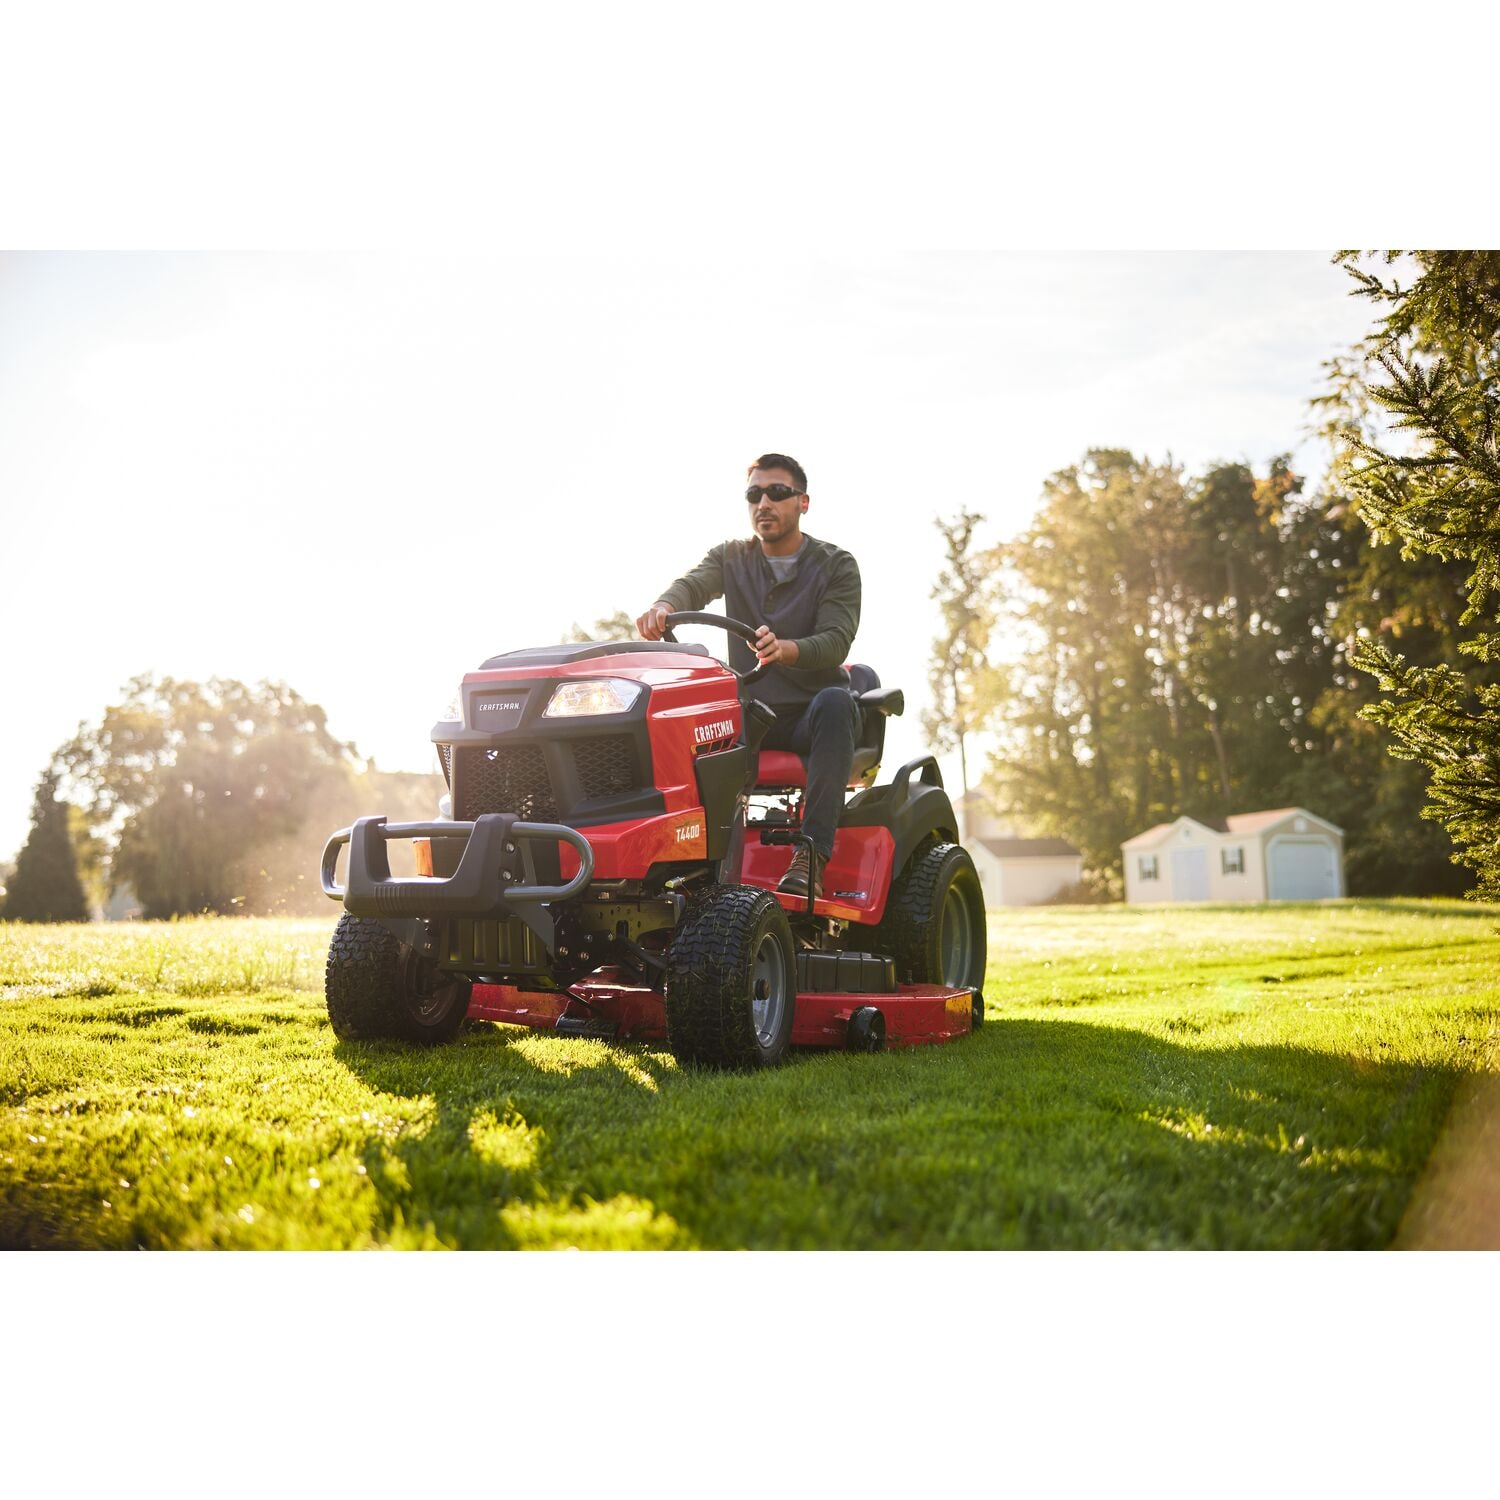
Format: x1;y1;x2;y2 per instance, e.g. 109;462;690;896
320;613;987;1068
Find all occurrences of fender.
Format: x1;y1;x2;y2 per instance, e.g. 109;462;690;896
838;756;959;877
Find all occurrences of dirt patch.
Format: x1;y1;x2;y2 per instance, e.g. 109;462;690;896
1395;1069;1500;1250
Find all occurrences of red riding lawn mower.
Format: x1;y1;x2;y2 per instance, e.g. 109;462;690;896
320;613;987;1068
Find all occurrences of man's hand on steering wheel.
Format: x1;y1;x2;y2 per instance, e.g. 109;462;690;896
648;610;779;686
753;625;800;668
635;602;673;641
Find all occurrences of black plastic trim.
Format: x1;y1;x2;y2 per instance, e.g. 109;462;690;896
441;676;662;829
838;777;959;879
694;745;750;861
479;641;710;668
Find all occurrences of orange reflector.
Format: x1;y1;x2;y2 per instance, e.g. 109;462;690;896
413;838;434;877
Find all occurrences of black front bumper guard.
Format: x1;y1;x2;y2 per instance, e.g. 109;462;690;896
321;815;595;950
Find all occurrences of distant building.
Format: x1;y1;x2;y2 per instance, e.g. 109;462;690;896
1122;808;1344;904
956;790;1084;907
971;837;1084;907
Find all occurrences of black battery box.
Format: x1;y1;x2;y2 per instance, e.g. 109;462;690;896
795;951;897;994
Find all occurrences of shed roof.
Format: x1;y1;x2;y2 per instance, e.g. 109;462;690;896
1121;815;1223;849
1225;807;1308;833
980;837;1082;860
1122;806;1343;849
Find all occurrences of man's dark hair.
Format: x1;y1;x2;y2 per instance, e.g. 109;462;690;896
748;453;807;494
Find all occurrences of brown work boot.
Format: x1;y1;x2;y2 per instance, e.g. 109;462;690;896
777;846;825;899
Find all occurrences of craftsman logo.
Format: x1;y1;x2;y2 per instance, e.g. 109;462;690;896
478;699;524;712
694;718;735;744
675;822;703;843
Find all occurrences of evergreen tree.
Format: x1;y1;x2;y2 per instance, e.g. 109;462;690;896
2;769;88;923
1335;251;1500;897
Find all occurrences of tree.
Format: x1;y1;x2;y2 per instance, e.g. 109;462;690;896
992;451;1195;875
68;804;109;916
236;763;445;916
2;769;88;923
922;509;1000;837
57;676;356;918
1333;252;1500;897
566;610;636;643
987;448;1421;889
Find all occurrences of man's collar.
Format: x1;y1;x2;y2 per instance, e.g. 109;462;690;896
758;533;808;563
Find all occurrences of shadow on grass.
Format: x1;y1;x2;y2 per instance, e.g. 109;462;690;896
334;1019;1469;1250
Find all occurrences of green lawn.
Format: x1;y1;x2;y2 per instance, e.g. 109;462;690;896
2;900;1497;1249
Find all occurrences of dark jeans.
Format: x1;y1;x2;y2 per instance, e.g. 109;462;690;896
760;686;861;860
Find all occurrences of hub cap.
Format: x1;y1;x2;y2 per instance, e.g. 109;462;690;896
402;950;464;1027
750;932;788;1048
940;883;975;987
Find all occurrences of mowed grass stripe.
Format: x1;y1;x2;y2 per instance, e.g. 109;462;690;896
2;901;1497;1249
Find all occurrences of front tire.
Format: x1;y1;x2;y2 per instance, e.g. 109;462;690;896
665;886;796;1070
325;913;472;1045
865;842;987;989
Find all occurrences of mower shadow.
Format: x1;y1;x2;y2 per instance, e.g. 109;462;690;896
333;1026;682;1248
333;1016;1471;1250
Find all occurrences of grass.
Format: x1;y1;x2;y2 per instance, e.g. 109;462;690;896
2;900;1497;1249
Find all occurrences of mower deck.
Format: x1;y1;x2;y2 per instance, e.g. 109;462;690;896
467;971;979;1050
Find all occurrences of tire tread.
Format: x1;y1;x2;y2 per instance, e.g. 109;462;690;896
861;841;986;986
665;886;794;1070
324;913;468;1044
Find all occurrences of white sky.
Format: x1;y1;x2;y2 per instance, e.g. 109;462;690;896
0;251;1376;861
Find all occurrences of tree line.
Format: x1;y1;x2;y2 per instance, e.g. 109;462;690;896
1;676;443;921
935;251;1500;898
7;252;1496;919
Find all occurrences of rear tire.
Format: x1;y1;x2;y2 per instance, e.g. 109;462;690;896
863;842;987;988
325;913;472;1045
665;886;796;1070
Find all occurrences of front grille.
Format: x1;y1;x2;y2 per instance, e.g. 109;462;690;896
455;745;559;821
436;744;453;786
574;735;635;801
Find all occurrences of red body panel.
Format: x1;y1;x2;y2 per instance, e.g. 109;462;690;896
455;648;968;1054
556;808;714;879
462;652;742;823
461;652;889;919
467;976;973;1049
739;826;895;925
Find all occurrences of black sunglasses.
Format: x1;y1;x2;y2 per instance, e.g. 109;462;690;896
746;483;803;505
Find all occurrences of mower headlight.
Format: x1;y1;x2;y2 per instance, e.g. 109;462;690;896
543;679;643;718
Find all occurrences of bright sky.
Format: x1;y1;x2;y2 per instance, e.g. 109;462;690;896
0;251;1376;862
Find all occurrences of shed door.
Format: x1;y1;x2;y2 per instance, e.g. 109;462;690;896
1170;847;1209;902
1268;838;1336;900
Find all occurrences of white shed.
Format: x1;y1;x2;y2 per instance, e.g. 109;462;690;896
971;837;1084;908
1122;807;1344;904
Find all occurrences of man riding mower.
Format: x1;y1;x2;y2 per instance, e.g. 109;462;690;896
320;614;988;1068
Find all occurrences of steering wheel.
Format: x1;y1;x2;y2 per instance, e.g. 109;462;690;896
662;611;772;686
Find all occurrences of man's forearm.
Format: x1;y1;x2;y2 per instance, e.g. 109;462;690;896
788;626;853;671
